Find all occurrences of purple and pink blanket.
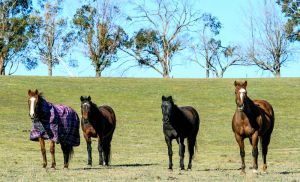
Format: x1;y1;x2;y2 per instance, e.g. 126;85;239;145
30;99;80;146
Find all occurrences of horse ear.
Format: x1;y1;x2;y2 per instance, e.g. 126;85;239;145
28;89;31;95
88;96;91;101
35;89;39;95
168;96;173;101
243;81;247;87
162;95;166;101
80;96;84;101
234;81;237;86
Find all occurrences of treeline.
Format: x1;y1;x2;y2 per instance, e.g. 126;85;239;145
0;0;299;78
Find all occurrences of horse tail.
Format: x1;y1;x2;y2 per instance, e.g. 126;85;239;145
61;143;74;168
194;139;198;153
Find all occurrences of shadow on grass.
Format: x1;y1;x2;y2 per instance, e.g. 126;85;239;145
197;168;240;172
72;163;158;170
276;171;300;175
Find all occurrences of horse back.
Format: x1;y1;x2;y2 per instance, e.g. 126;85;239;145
253;99;275;134
178;106;200;136
98;105;116;134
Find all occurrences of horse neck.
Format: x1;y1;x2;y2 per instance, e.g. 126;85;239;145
243;96;260;120
88;102;105;131
36;96;51;120
169;104;180;124
89;102;102;118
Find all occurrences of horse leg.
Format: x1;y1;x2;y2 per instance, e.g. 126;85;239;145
38;137;47;168
98;137;104;165
261;134;271;173
165;137;173;170
251;132;259;173
61;143;73;168
187;137;196;170
86;137;92;166
178;137;185;170
234;134;245;174
102;135;113;166
50;140;56;169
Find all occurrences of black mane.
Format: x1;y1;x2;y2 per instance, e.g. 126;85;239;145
85;99;104;134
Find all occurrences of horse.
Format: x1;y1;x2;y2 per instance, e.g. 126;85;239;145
80;96;116;167
232;81;274;174
27;89;80;169
161;96;200;170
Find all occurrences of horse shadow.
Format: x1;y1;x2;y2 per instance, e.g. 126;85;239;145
72;163;158;170
197;168;300;175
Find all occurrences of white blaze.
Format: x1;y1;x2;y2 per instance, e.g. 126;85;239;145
29;97;36;117
239;88;246;103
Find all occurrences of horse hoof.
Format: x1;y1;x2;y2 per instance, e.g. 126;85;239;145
252;169;258;174
240;171;246;175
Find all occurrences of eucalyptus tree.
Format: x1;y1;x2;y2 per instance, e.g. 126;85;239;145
245;0;293;77
0;0;38;75
277;0;300;41
73;0;126;77
122;0;202;78
191;13;243;78
32;0;75;76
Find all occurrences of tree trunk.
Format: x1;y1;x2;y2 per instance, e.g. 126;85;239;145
95;65;101;77
275;69;280;78
48;60;52;76
206;60;210;78
162;62;170;78
0;54;5;75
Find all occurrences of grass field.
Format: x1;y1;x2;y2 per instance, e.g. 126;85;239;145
0;76;299;181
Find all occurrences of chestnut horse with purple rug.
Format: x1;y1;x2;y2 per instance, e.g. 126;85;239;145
232;81;274;174
80;96;116;167
28;89;80;169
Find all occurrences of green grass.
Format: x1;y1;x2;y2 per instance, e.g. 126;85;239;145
0;76;299;181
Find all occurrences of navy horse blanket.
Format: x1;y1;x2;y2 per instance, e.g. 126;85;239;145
30;99;80;146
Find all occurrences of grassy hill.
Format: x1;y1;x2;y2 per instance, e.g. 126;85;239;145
0;76;299;181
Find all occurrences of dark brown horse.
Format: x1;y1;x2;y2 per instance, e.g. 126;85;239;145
161;96;200;170
28;89;80;169
232;81;274;174
80;96;116;167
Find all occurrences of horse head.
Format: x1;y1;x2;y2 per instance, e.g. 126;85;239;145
161;95;174;122
80;95;91;120
234;80;248;111
28;89;40;119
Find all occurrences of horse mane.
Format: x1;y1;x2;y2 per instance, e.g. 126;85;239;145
243;96;261;128
88;100;104;134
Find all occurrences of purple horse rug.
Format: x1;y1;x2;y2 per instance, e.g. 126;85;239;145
30;99;80;146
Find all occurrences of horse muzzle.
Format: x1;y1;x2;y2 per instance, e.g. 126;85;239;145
29;113;35;120
237;104;244;111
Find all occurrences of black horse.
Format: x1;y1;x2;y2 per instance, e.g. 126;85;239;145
80;96;116;167
161;96;200;170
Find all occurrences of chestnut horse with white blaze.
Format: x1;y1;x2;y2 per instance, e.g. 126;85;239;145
232;81;274;174
28;89;80;169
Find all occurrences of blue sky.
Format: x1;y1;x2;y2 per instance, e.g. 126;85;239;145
12;0;299;78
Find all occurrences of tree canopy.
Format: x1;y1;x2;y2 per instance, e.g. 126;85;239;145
277;0;300;41
0;0;38;75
